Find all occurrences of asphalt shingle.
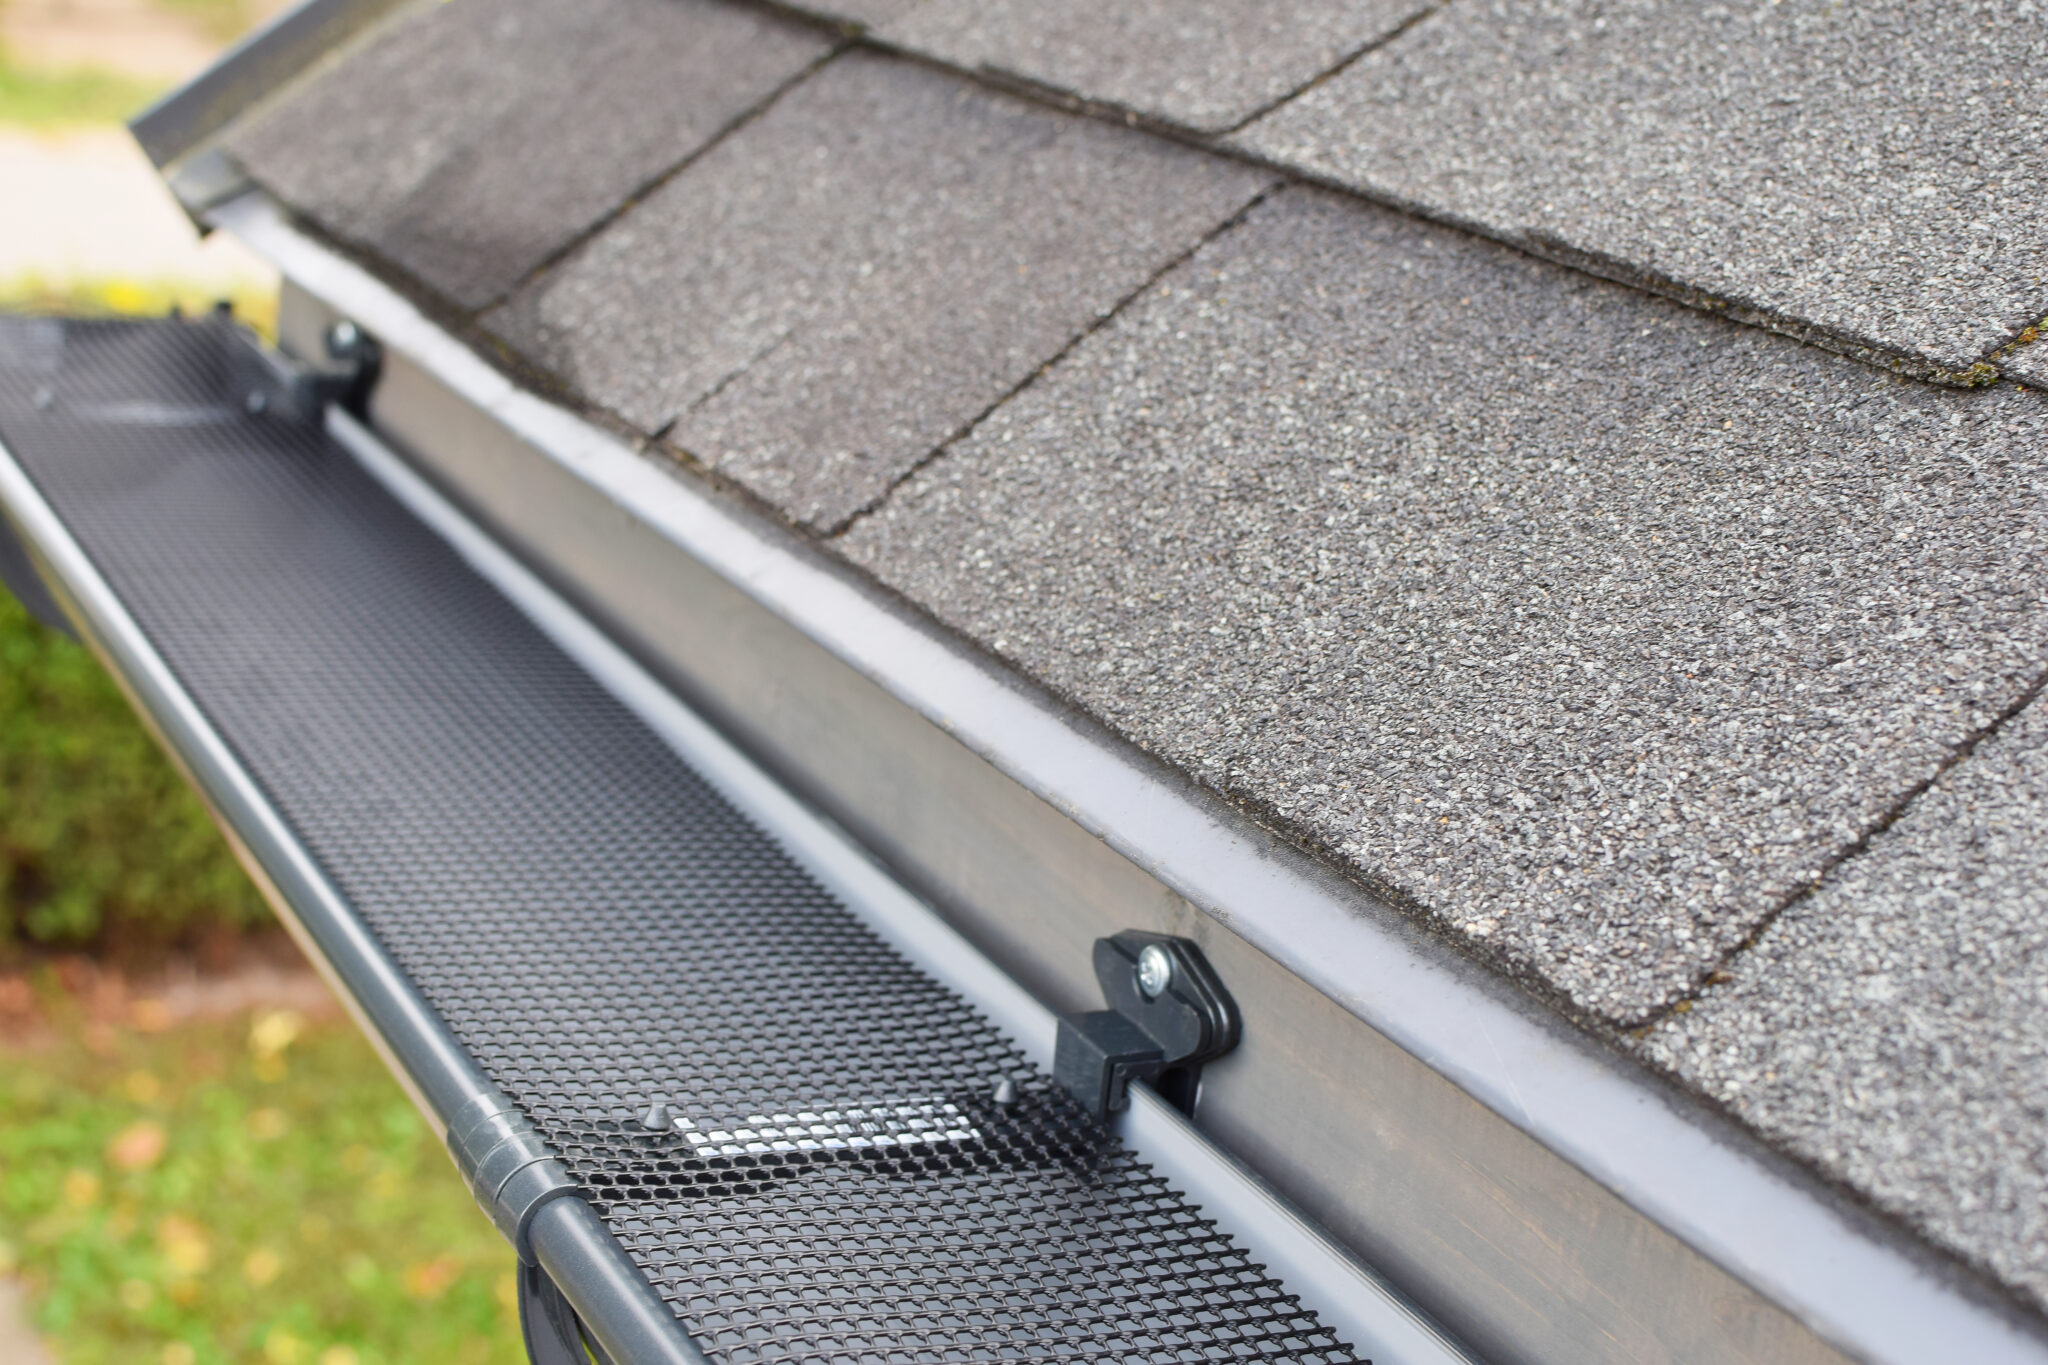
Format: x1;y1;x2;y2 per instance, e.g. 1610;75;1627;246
226;0;831;310
1237;0;2048;380
874;0;1430;133
489;52;1272;531
1640;695;2048;1314
838;186;2048;1023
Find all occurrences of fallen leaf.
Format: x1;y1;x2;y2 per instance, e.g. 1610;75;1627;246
130;998;174;1032
157;1214;211;1275
106;1120;167;1171
402;1256;461;1300
62;1168;100;1207
249;1009;305;1059
243;1246;283;1287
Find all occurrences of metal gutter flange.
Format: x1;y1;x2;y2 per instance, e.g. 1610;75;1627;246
129;0;408;174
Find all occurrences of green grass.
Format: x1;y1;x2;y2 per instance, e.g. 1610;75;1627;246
0;54;166;128
0;993;523;1363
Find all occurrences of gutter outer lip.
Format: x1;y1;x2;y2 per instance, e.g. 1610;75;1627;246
212;190;2048;1365
0;416;706;1365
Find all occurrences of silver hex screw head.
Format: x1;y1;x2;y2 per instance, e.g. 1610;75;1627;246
1135;943;1174;1000
325;319;363;362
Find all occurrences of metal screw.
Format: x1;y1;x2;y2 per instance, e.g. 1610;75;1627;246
325;319;364;362
1135;943;1174;1000
244;389;269;416
32;387;53;411
991;1078;1019;1111
640;1100;672;1133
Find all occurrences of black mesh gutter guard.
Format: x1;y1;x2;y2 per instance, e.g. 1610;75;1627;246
0;316;1470;1364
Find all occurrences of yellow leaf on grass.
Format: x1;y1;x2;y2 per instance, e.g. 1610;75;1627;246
243;1246;283;1287
157;1214;211;1275
247;1107;290;1140
249;1009;305;1059
62;1169;99;1207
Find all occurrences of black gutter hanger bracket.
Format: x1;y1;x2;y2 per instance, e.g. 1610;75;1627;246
1055;930;1241;1122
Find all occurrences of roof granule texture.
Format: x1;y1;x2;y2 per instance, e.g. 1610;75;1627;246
838;186;2048;1023
2007;335;2048;392
1640;694;2048;1316
1238;0;2048;378
875;0;1431;134
489;51;1271;531
226;0;831;310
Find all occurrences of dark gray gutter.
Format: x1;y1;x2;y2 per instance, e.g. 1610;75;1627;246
0;425;705;1365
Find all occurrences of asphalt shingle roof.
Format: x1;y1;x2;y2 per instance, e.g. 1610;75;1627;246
838;186;2048;1022
1235;0;2048;382
226;0;830;309
870;0;1431;133
2009;335;2048;391
1642;692;2048;1314
213;0;2048;1321
487;51;1270;530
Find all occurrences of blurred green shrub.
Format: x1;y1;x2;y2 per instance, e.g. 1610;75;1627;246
0;587;270;951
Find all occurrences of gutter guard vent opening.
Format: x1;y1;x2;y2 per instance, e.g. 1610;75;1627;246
673;1100;984;1155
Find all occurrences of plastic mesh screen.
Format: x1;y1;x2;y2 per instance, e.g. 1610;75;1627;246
0;317;1361;1364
